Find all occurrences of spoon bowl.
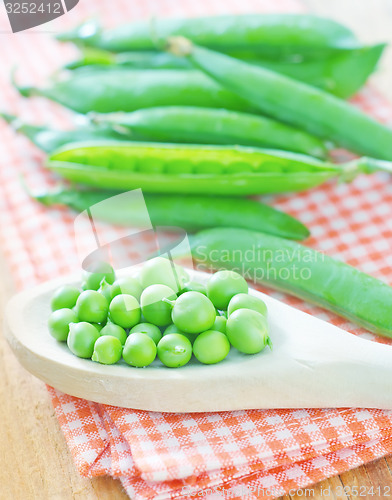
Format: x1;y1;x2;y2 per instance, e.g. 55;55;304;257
5;269;392;412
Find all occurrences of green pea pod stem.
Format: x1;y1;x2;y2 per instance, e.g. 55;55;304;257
46;141;392;196
188;227;392;338
0;113;127;153
14;69;254;114
32;188;310;240
91;107;329;159
66;43;385;99
56;15;358;57
167;38;392;160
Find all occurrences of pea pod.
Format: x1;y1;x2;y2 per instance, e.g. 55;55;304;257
15;69;253;114
188;227;392;338
47;141;392;196
92;107;328;159
250;43;385;99
1;110;327;159
56;15;358;57
168;38;392;160
0;113;127;153
32;188;310;240
66;44;385;99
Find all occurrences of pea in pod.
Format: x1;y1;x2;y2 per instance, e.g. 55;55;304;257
65;43;385;99
56;15;358;57
188;227;392;338
92;106;329;159
167;38;392;160
32;188;310;240
14;69;254;114
46;141;392;196
0;113;127;153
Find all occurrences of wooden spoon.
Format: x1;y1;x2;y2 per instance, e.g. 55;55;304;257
5;270;392;412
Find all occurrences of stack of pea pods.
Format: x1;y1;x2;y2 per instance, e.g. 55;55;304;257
5;13;392;339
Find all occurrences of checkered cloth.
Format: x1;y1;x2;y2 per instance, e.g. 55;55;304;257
2;0;392;498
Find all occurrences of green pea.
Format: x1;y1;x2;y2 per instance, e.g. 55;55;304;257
109;294;141;328
75;290;109;324
51;285;80;311
226;309;270;354
123;332;157;367
140;157;165;173
129;322;162;345
165;159;194;174
67;322;100;358
91;323;104;333
193;330;230;364
227;293;268;317
111;276;143;300
259;161;284;173
140;284;176;327
172;291;215;334
48;308;78;341
179;281;207;295
212;315;227;333
100;322;127;345
82;261;116;290
228;162;255;174
92;336;122;364
140;257;188;292
157;333;192;368
207;270;248;310
98;279;114;302
163;323;197;344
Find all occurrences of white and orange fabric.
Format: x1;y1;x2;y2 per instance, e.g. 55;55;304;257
1;0;392;498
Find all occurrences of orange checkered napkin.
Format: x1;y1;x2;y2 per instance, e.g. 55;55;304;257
1;0;392;498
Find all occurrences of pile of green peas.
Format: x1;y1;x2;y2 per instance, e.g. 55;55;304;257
48;258;272;368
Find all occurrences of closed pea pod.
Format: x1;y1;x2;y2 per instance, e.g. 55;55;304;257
64;44;385;99
15;69;253;114
189;227;392;338
56;15;358;57
250;44;385;99
92;106;328;159
47;141;392;196
167;38;392;160
0;113;127;153
32;188;310;240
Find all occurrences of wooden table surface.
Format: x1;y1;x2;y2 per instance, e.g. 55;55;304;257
1;1;392;499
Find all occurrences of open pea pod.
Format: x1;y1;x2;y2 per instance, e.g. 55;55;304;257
56;15;359;58
65;43;385;99
188;227;392;338
46;141;392;196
